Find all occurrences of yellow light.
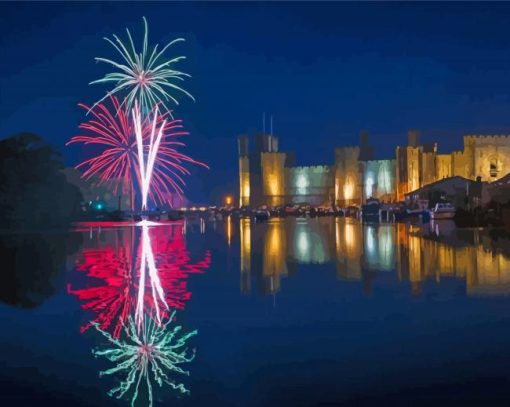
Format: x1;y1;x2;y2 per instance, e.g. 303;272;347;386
226;215;232;246
243;184;250;197
268;174;280;195
225;195;233;206
344;176;354;200
240;218;251;273
344;221;355;252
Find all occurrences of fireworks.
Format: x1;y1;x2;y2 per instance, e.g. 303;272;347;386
93;312;196;407
67;96;208;208
69;224;211;338
69;16;207;210
90;16;194;115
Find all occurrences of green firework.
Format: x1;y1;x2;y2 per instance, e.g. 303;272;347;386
92;311;196;406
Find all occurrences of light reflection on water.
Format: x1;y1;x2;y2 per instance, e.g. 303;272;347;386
3;217;510;405
239;217;510;297
68;222;211;406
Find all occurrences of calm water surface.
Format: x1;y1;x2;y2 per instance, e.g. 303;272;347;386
2;217;510;406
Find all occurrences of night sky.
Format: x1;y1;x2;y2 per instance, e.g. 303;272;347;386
1;2;510;203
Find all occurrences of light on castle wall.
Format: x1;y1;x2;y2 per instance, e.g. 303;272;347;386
344;176;355;201
268;174;280;195
378;164;392;194
296;173;309;195
243;183;250;197
365;175;374;198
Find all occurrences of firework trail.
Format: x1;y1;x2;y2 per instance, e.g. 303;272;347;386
91;16;194;115
93;311;196;407
67;96;208;209
69;224;211;338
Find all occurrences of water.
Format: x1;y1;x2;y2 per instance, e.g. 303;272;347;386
2;217;510;406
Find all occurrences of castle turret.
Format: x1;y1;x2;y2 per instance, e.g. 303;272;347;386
408;129;421;147
238;135;249;157
238;135;250;207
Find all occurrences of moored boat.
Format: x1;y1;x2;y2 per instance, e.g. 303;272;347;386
362;197;380;221
429;202;455;220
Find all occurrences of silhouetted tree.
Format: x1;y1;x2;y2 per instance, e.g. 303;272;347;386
0;133;83;229
0;232;83;308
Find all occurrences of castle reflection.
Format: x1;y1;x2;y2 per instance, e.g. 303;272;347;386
239;217;510;297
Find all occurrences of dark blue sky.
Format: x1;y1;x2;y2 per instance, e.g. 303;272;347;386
1;2;510;203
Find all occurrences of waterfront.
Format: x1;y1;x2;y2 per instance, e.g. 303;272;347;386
2;218;510;406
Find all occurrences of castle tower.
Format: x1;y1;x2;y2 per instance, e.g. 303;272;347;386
359;130;374;161
408;129;421;147
238;136;250;207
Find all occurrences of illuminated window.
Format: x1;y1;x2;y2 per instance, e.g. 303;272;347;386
490;158;499;178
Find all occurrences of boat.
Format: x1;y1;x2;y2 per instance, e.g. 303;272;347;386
253;209;270;222
362;197;380;221
429;202;455;220
406;199;429;218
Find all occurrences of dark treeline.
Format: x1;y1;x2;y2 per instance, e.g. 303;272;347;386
0;132;83;230
0;232;82;308
0;133;85;308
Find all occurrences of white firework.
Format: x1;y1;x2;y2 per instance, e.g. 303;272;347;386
91;16;194;115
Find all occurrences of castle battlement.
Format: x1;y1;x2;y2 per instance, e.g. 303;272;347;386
286;165;332;172
465;134;510;144
240;130;510;207
364;159;395;165
335;146;359;153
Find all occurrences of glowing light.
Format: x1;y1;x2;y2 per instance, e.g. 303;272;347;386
90;17;194;115
67;96;208;209
268;174;279;196
92;312;196;407
296;173;309;194
344;220;355;252
240;218;251;273
69;225;211;338
343;176;355;201
297;230;310;261
135;224;167;327
133;101;163;211
378;226;394;270
365;175;374;198
378;162;393;195
226;215;232;246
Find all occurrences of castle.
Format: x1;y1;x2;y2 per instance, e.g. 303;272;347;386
238;131;510;207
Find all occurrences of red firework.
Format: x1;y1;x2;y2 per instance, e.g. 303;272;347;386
68;225;211;338
67;96;208;207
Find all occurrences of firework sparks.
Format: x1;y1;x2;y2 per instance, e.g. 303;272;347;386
90;16;194;115
135;223;168;327
69;224;211;338
93;311;196;407
67;96;208;209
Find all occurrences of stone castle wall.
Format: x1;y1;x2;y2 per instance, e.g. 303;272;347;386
335;147;362;206
436;154;452;180
239;133;510;208
467;135;510;181
239;156;250;207
261;152;287;207
285;165;334;205
363;160;396;201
